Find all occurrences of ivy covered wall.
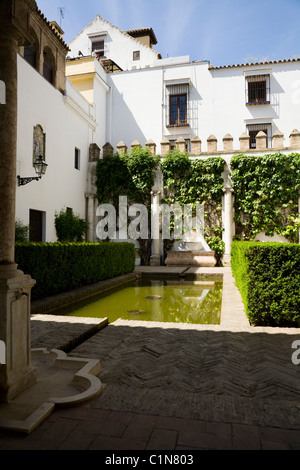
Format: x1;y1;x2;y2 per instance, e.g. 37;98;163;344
231;152;300;242
95;147;300;265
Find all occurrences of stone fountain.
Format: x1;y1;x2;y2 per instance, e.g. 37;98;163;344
165;228;217;267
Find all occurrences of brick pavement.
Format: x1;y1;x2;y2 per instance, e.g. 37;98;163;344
0;267;299;451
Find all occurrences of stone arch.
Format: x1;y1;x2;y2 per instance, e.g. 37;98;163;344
23;27;39;70
43;46;56;85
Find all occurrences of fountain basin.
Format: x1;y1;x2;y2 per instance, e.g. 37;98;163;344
165;251;217;267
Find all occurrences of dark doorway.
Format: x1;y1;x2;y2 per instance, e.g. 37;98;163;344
29;210;44;242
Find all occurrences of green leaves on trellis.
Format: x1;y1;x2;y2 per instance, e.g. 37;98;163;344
96;148;160;207
160;150;226;207
231;153;300;241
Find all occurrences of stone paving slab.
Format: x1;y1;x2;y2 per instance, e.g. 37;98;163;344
31;315;108;352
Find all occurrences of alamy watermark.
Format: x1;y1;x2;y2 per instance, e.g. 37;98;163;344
96;196;205;241
291;340;300;365
0;80;6;104
0;341;6;365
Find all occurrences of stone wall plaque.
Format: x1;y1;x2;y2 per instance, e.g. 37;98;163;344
33;124;46;164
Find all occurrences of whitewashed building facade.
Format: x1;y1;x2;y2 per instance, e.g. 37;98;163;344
15;12;300;257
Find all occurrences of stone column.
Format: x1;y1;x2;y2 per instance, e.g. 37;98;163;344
0;15;37;402
86;194;96;242
223;188;234;257
150;191;161;266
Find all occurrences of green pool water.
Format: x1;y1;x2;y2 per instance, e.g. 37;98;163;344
61;277;223;325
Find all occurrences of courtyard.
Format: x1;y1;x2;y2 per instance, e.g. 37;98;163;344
0;267;299;450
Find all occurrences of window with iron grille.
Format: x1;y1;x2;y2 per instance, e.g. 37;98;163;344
246;123;272;149
246;75;270;104
133;51;140;61
92;39;105;56
166;84;189;127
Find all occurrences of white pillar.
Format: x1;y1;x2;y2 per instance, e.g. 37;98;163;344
87;195;95;242
223;188;234;256
150;191;161;266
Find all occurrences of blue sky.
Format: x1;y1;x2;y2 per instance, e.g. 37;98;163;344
36;0;300;66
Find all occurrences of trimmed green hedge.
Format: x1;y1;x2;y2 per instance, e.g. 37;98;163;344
15;242;135;301
231;241;300;327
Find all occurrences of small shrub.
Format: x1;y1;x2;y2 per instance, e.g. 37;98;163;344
15;219;29;242
55;208;88;242
231;241;300;327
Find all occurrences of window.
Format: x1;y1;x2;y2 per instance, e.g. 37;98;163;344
75;148;80;170
246;123;272;149
166;83;189;127
43;49;55;84
246;75;270;104
170;95;187;125
92;40;105;57
133;51;140;61
24;46;37;68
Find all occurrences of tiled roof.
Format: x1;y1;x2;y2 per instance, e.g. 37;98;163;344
126;27;158;45
209;58;300;70
35;6;69;50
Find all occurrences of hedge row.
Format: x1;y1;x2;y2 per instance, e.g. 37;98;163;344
15;242;136;301
231;241;300;327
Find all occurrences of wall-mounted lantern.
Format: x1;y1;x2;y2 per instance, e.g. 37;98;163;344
17;156;48;186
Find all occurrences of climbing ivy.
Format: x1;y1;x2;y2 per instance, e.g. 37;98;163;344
230;153;300;241
160;150;226;263
96;148;159;206
96;148;160;264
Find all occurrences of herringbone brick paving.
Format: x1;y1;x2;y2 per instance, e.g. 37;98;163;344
0;267;299;450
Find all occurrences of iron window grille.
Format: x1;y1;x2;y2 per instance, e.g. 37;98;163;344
165;83;190;127
246;123;272;149
245;74;270;105
91;39;105;57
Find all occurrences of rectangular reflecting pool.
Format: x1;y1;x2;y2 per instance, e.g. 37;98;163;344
56;276;223;325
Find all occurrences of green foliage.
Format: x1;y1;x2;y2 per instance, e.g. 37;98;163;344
161;150;225;206
96;148;159;264
55;208;88;242
96;149;159;206
231;153;300;241
231;241;300;327
15;242;135;300
15;219;29;242
161;151;226;261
